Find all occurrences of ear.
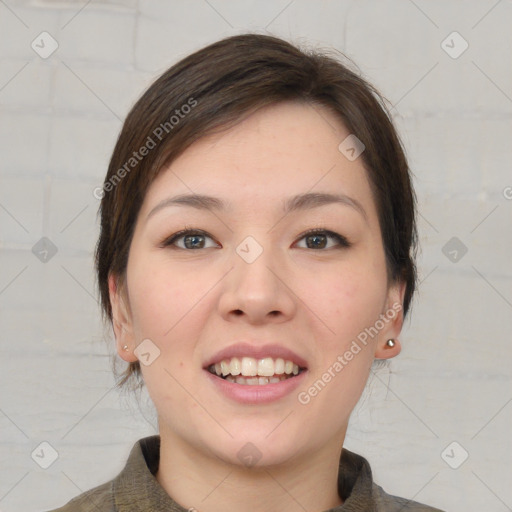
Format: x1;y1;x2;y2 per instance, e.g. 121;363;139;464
108;273;138;363
374;280;406;360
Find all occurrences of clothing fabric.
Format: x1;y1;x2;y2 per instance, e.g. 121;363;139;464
46;435;444;512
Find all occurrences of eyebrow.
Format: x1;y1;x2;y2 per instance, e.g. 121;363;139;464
146;192;367;221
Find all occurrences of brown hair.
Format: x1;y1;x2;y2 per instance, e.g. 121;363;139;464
95;33;417;389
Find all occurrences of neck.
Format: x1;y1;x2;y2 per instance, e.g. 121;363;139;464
155;426;346;512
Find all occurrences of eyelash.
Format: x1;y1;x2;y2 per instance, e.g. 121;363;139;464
160;227;351;250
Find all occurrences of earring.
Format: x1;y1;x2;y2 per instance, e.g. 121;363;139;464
122;345;129;351
385;339;395;348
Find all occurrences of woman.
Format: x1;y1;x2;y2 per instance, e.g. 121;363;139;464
49;33;444;511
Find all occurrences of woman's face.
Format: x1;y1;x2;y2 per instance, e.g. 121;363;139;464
110;101;404;466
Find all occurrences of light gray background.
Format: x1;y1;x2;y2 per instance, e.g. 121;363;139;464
1;1;511;511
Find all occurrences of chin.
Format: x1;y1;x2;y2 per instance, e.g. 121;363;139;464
199;424;307;469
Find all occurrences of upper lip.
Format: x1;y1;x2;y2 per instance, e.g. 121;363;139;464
203;343;308;369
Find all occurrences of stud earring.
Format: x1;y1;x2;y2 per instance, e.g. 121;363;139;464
122;345;129;351
385;339;395;348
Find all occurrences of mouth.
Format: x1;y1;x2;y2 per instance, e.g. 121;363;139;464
207;356;307;386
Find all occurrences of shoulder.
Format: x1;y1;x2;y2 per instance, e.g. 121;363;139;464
42;435;160;512
339;448;445;512
372;482;446;512
43;480;115;512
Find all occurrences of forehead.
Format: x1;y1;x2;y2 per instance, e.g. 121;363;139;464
140;101;375;219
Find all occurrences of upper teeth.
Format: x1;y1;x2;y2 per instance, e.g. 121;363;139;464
211;357;300;377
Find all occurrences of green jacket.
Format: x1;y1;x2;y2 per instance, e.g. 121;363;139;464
46;435;445;512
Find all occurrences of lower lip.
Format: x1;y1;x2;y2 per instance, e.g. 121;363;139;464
204;370;308;404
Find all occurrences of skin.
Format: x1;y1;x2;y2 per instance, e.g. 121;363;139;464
109;100;405;512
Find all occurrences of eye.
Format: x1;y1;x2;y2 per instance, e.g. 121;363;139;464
294;229;351;250
161;228;351;251
161;229;219;250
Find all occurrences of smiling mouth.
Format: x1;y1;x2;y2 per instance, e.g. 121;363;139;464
207;356;307;385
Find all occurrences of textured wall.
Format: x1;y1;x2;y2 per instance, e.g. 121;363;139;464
1;1;511;511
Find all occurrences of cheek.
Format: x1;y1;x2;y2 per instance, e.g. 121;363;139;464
126;254;195;340
306;263;386;330
295;269;383;420
296;259;388;394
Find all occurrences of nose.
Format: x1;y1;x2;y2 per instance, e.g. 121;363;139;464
218;241;296;325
